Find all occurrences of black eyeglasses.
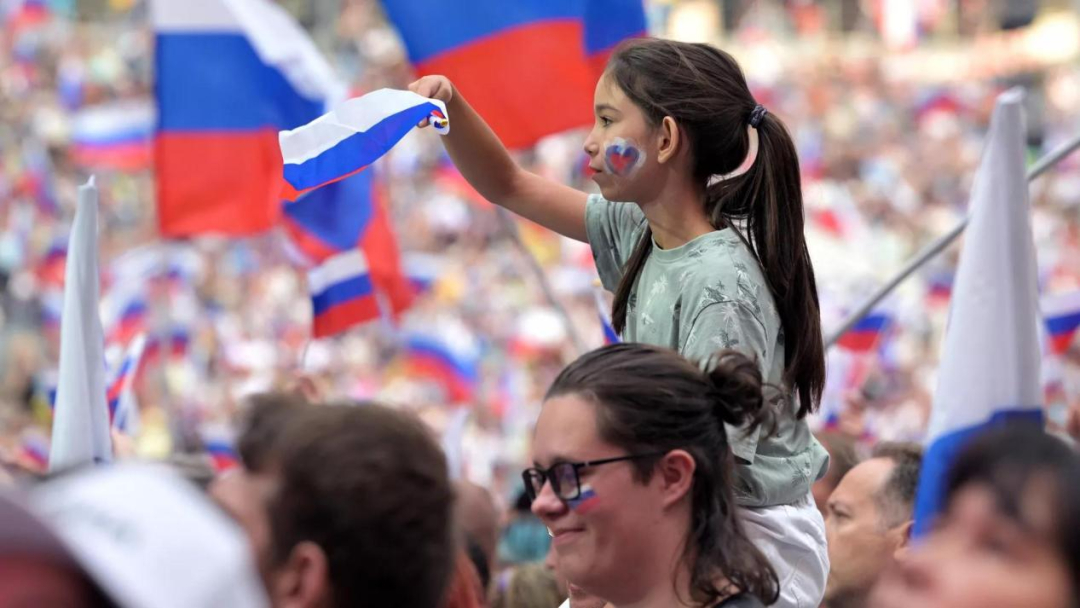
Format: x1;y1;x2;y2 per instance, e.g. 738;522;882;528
521;451;667;503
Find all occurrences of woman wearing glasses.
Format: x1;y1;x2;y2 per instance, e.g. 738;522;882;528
524;343;779;608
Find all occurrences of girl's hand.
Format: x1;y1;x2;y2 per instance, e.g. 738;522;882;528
408;75;454;127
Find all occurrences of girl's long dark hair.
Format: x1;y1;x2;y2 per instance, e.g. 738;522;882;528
546;343;780;606
606;38;824;417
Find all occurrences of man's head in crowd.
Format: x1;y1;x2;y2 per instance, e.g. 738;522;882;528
456;480;498;592
213;395;456;608
824;442;922;608
813;430;860;514
210;391;307;582
872;426;1080;608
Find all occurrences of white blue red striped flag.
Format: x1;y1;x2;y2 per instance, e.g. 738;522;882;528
1041;290;1080;355
913;90;1044;535
279;88;449;201
106;334;147;434
308;249;379;338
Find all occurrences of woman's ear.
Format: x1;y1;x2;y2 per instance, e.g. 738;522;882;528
657;116;682;165
656;449;696;508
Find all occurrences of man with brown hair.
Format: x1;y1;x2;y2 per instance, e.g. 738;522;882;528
210;391;308;582
213;397;456;608
824;442;923;608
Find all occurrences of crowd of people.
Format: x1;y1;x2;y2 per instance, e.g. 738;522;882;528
2;0;1080;607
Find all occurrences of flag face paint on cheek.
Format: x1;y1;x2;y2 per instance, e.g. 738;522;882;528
603;137;645;178
568;483;600;514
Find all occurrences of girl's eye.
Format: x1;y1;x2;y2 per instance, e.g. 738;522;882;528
599;116;612;127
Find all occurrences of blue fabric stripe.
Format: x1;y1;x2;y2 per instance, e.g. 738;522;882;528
601;317;619;344
407;337;479;382
284;170;375;252
283;102;440;190
156;33;325;132
852;313;891;333
72;128;151;146
312;274;375;315
583;0;646;54
381;0;581;63
912;408;1043;537
1046;311;1080;336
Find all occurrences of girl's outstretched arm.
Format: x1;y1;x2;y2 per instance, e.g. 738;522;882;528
410;75;590;242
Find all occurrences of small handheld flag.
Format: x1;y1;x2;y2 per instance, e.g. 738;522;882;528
279;89;449;201
107;334;147;433
308;249;380;338
836;312;892;353
1042;290;1080;355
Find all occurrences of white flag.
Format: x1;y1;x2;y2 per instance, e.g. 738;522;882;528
50;177;112;471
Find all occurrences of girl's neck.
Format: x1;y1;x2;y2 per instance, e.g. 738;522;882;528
640;181;715;250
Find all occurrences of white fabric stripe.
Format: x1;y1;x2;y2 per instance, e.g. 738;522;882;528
1041;290;1080;318
222;0;345;103
279;89;448;165
308;250;369;294
150;0;239;32
73;100;156;139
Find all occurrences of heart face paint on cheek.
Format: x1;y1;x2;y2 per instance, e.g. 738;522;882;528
603;137;646;178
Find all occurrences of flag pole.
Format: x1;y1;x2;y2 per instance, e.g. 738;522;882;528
826;131;1080;349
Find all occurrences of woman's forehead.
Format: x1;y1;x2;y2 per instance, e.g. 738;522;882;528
533;395;603;463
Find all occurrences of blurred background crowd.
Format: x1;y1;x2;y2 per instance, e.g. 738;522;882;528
2;0;1080;582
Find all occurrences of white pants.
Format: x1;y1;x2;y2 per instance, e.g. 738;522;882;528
738;492;829;608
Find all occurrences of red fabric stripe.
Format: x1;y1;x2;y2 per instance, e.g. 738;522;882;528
407;358;474;402
1051;332;1076;355
837;330;880;352
282;216;339;263
416;21;594;149
281;164;371;202
72;143;152;171
155;132;284;236
312;295;381;338
364;186;414;318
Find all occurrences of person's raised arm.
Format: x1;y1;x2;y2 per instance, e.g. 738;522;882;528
410;76;590;242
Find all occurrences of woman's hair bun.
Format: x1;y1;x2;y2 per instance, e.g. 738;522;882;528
700;350;773;433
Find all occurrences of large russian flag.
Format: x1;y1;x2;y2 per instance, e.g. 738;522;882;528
151;0;343;236
381;0;646;149
1041;290;1080;355
913;90;1044;536
284;169;413;336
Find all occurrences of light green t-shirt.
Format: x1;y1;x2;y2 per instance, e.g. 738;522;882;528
586;194;829;508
